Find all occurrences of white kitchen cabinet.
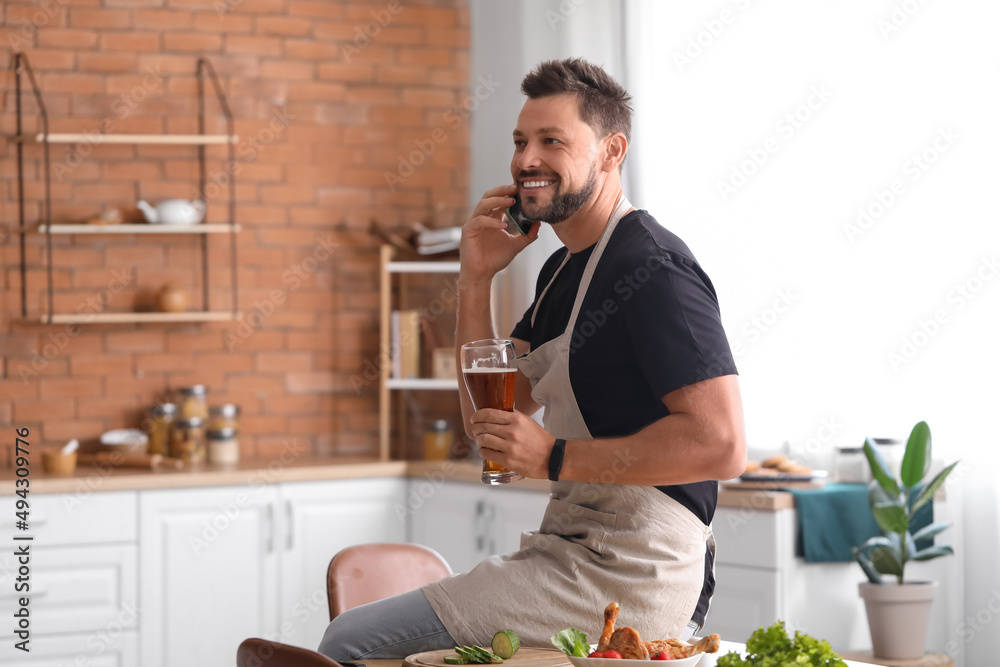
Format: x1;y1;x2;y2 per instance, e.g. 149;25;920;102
138;478;408;665
0;630;137;667
408;480;550;573
0;491;137;666
278;478;407;650
139;485;280;667
707;500;960;659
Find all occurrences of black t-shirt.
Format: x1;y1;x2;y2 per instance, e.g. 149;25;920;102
511;209;738;526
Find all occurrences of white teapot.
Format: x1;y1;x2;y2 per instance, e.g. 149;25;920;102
137;199;206;225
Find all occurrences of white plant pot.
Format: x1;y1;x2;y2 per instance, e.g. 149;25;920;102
859;581;937;660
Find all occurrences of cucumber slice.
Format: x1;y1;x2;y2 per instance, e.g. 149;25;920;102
491;630;520;659
444;656;470;664
454;647;479;662
469;646;504;664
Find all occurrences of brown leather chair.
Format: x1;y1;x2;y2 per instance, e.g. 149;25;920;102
236;637;344;667
327;542;453;619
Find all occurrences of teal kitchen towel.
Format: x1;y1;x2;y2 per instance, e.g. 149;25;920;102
790;482;933;563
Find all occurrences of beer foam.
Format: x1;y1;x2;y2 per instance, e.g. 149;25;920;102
462;367;514;373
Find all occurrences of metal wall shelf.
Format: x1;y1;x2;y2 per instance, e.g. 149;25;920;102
37;224;242;234
13;53;240;324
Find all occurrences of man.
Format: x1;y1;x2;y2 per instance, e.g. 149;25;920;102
319;58;745;662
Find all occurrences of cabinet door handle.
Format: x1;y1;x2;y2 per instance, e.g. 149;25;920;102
286;500;294;551
474;500;485;552
264;503;274;554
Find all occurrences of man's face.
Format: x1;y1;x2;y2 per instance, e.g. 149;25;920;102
511;93;602;224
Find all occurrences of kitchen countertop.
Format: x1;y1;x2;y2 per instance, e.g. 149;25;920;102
2;457;793;509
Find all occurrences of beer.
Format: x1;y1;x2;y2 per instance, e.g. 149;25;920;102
462;367;516;413
460;339;523;485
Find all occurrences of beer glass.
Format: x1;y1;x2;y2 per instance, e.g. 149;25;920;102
460;338;523;485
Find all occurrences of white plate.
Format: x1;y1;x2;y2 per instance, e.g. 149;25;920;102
100;428;149;452
569;653;704;667
739;469;829;482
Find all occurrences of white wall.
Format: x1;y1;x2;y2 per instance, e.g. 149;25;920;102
470;1;1000;665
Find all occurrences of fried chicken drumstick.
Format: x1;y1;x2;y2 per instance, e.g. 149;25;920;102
596;601;721;660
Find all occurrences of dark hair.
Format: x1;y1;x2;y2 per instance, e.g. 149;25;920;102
520;58;632;146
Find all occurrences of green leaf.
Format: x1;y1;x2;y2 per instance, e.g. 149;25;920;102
859;535;892;550
911;521;951;543
852;545;884;584
869;494;910;533
900;421;932;487
864;437;900;496
871;545;903;577
913;545;954;561
912;461;959;514
549;629;589;658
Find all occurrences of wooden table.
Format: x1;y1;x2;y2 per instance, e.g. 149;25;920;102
838;652;954;667
361;641;883;667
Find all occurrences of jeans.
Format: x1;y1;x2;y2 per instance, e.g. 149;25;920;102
317;589;456;662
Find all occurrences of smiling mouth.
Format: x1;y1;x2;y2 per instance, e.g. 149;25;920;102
521;179;556;191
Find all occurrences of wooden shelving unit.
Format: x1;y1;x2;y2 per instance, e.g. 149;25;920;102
37;224;241;234
12;53;240;324
378;245;464;461
41;312;241;325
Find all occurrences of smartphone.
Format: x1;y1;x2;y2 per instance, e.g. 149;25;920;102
504;193;534;236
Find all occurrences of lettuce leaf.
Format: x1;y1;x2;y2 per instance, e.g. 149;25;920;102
717;621;847;666
550;628;590;658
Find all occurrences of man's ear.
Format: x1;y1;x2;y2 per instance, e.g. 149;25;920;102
602;133;628;172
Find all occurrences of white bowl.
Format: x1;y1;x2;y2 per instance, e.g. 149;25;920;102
568;653;704;667
100;429;149;454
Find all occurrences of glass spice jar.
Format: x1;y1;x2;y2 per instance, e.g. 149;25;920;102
422;419;453;461
147;403;177;457
177;385;208;421
208;404;240;431
207;427;240;465
172;416;205;464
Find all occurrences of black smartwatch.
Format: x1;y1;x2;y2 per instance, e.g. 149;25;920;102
548;438;566;481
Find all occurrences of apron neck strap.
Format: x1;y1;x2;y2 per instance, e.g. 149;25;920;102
565;195;632;326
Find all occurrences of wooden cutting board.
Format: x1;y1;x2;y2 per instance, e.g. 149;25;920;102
405;648;571;667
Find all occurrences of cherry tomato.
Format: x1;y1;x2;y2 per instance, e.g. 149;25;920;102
651;652;671;660
602;650;622;659
588;652;605;659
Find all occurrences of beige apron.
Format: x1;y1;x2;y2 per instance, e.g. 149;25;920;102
423;197;713;647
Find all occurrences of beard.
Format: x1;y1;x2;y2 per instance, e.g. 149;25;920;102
521;164;598;224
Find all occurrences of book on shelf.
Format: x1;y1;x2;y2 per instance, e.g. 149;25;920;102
390;309;421;379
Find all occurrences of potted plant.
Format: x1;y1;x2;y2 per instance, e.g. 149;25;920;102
851;420;959;660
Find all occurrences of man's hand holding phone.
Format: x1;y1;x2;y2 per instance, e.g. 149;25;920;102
459;184;539;285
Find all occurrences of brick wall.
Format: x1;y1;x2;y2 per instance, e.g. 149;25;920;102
0;0;471;460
